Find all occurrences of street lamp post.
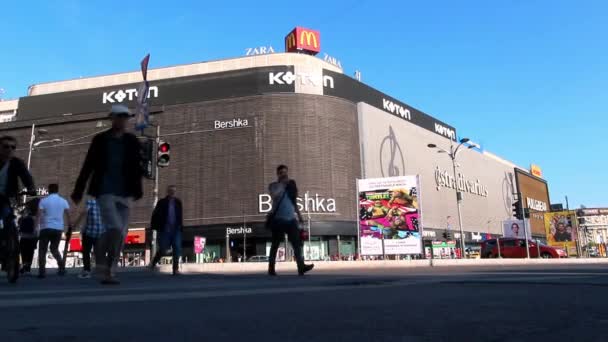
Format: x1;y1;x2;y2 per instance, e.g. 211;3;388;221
428;138;477;259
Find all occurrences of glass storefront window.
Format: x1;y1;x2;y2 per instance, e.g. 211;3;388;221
304;237;328;261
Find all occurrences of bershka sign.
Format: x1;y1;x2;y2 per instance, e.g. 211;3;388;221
226;226;253;235
258;193;337;213
214;118;250;130
434;166;489;197
434;123;456;140
269;72;334;89
102;86;159;104
526;197;548;212
245;46;275;56
382;98;412;121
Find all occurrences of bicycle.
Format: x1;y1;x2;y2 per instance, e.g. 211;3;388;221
0;191;36;283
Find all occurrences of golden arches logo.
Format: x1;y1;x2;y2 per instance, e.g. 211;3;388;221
285;32;297;48
299;30;318;48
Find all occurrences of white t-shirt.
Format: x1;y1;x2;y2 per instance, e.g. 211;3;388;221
39;194;70;230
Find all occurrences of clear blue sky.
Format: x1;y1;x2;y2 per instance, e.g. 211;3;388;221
1;0;606;208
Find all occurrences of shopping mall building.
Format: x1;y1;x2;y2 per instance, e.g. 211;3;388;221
0;28;551;261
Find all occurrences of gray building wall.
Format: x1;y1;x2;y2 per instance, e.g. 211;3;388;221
358;103;515;235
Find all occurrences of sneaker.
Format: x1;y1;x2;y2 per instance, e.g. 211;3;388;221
298;264;314;276
172;269;181;276
78;271;91;279
100;277;120;285
268;270;277;276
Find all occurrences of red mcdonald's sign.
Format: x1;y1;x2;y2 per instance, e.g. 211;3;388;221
285;27;321;55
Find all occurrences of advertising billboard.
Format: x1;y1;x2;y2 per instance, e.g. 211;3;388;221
357;176;422;255
544;211;578;255
502;219;532;239
285;27;321;55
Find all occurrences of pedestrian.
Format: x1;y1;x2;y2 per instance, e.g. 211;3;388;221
36;184;71;278
73;198;104;279
149;185;183;275
71;104;144;285
18;199;39;274
266;165;314;276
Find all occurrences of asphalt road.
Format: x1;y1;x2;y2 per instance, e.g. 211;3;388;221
1;264;607;342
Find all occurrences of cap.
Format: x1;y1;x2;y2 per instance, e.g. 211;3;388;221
109;104;133;117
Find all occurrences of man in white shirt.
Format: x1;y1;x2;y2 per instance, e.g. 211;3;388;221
37;184;71;278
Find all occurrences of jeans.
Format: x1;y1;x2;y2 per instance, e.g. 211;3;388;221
82;234;98;272
19;237;37;270
38;229;64;273
268;219;305;272
152;229;182;271
96;195;130;278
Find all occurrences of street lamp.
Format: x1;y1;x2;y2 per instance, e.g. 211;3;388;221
427;138;476;258
27;125;62;170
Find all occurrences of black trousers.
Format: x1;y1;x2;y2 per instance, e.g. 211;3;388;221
268;220;305;271
38;229;64;272
19;237;37;270
82;234;98;272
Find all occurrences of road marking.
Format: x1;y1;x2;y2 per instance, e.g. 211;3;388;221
0;281;424;308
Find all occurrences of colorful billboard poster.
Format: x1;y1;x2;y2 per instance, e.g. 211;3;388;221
194;236;206;254
544;211;578;256
358;176;422;255
502;219;532;239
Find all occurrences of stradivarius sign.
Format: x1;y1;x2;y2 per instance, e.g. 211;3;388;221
434;166;489;197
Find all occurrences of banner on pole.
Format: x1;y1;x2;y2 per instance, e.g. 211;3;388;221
357;176;422;255
135;54;151;131
502;219;532;239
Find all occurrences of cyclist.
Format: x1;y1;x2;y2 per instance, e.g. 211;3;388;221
0;135;36;282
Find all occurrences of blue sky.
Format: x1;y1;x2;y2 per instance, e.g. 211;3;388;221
1;0;606;208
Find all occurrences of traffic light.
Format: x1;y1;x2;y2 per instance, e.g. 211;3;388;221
140;138;154;179
512;200;523;220
446;231;452;240
157;140;170;167
442;232;448;239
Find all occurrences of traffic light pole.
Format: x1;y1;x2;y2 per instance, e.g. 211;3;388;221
151;124;160;260
517;192;531;259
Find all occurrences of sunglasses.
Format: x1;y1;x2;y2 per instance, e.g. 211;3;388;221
2;144;16;150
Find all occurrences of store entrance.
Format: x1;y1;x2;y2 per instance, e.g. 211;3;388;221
229;237;258;262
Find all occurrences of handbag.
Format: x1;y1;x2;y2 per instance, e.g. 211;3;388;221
264;190;287;230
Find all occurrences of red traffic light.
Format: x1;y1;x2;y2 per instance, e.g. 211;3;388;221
159;143;170;153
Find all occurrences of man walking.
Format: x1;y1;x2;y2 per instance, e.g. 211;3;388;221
267;165;313;276
18;199;39;274
37;184;71;278
149;185;183;275
71;104;143;285
73;198;104;279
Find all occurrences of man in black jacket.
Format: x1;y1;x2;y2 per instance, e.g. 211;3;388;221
149;185;183;275
71;104;143;285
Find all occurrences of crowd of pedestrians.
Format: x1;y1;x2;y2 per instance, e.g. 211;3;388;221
1;104;314;286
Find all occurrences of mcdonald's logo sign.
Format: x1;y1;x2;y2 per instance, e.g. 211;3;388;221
285;27;321;55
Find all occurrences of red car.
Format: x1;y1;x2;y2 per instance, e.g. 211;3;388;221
481;238;567;259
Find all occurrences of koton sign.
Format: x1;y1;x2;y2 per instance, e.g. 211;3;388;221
269;72;334;89
102;86;159;104
382;98;412;121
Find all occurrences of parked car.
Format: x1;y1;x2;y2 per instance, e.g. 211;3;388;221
247;255;269;262
465;247;481;259
480;238;567;259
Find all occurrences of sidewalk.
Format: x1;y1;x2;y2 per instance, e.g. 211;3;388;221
154;258;608;275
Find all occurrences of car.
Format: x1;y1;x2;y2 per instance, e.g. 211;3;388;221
247;255;269;262
480;238;567;259
465;247;481;259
